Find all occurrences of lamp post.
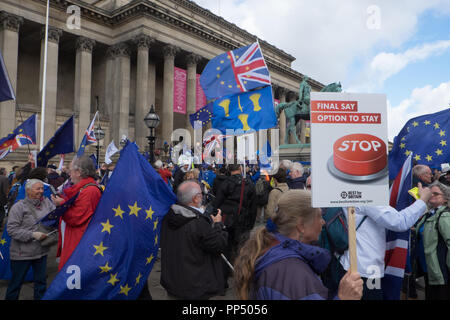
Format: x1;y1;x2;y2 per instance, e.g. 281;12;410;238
144;104;160;164
94;124;105;168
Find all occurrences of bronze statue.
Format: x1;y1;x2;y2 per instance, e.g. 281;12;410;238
275;77;342;145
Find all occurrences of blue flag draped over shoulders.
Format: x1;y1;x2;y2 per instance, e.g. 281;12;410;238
43;142;176;300
388;108;450;180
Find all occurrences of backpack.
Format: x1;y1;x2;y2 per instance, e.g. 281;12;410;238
255;178;272;206
318;207;367;296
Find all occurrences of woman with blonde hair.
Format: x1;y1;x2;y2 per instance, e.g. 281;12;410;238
234;190;363;300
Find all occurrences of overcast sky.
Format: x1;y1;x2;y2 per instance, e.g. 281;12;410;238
194;0;450;141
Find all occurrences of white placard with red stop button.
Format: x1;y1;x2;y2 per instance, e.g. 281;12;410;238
310;92;389;208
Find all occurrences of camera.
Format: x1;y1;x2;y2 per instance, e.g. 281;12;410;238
203;193;219;216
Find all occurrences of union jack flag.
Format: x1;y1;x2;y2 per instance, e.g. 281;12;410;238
77;111;98;157
0;114;36;159
200;42;271;101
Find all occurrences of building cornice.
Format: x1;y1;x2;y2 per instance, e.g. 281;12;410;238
35;0;324;89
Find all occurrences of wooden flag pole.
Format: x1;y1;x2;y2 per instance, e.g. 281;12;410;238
347;206;358;273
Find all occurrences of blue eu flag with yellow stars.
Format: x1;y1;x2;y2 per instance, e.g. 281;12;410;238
212;85;277;133
43;142;176;300
189;102;213;128
388;108;450;180
37;115;75;167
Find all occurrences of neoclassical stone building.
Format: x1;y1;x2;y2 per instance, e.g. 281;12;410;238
0;0;323;168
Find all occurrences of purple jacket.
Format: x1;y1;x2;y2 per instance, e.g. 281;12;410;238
252;233;335;300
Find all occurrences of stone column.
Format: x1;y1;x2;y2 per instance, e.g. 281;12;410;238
39;27;62;144
162;45;179;145
0;12;23;137
104;47;115;120
111;42;131;145
74;36;95;146
134;34;154;150
186;53;202;138
278;87;287;145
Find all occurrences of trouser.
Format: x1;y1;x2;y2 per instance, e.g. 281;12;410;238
0;205;5;228
5;256;47;300
424;274;450;300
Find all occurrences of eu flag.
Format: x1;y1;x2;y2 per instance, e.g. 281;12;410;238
388;108;450;180
43;142;176;300
37;116;75;167
0;114;36;159
200;42;271;101
212;85;277;133
0;50;15;102
189;102;213;128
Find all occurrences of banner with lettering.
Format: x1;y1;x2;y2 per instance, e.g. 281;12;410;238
174;67;186;114
310;92;388;207
196;74;207;111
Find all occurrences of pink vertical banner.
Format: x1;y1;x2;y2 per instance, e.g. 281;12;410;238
196;74;207;111
173;67;187;114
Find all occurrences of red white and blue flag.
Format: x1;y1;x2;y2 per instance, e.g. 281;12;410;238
0;114;36;159
77;111;98;157
382;153;414;300
200;42;271;101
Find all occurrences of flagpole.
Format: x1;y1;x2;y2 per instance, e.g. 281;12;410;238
40;0;50;150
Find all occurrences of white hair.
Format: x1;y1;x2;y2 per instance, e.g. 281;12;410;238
25;179;44;191
154;160;163;169
177;181;201;205
280;159;293;170
290;162;304;176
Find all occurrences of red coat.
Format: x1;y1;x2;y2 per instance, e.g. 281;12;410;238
57;177;102;270
158;168;172;183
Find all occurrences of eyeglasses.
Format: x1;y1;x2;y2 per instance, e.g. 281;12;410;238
431;192;444;197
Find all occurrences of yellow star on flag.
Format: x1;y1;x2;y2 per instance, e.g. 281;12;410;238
128;201;141;217
434;123;440;129
119;284;131;296
439;130;446;137
135;273;142;286
436;149;443;156
107;273;119;286
399;143;406;149
93;241;108;256
113;205;124;219
426;155;433;162
101;219;114;234
440;140;447;147
146;254;154;265
412;121;419;127
414;154;421;161
154;234;158;246
424;120;431;125
145;206;154;220
99;262;112;273
153;218;159;231
404;150;411;156
0;238;6;246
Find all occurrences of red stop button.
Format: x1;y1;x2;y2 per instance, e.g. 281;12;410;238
333;133;387;176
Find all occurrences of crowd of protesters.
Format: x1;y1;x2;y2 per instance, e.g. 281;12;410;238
1;154;449;300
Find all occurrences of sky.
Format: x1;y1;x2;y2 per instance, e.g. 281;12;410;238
193;0;450;141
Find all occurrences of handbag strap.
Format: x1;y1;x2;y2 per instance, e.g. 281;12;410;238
237;177;246;216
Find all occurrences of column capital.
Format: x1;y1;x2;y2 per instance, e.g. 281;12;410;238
76;36;96;54
0;11;23;32
109;42;131;58
134;34;154;50
277;87;288;97
41;27;63;43
162;44;179;59
186;53;202;67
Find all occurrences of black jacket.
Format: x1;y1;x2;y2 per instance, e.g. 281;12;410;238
213;174;257;231
160;204;228;299
212;174;227;196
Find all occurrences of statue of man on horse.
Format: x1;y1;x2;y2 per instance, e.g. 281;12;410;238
275;76;342;145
